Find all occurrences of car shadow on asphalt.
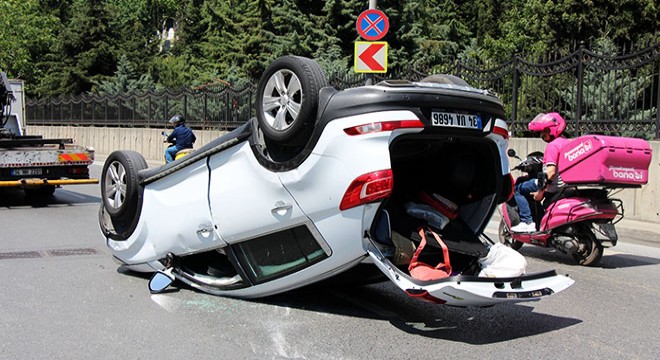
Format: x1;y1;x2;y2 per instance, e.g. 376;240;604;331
518;246;660;269
257;281;581;345
0;188;101;208
114;264;580;344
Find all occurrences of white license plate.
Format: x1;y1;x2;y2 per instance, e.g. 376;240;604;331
431;111;482;129
11;168;43;176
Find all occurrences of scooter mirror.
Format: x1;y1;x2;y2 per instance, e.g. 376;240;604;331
507;149;518;158
537;172;546;189
149;268;175;294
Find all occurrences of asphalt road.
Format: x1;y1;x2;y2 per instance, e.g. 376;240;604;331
1;161;659;359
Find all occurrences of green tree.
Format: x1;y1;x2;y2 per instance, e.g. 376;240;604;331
94;54;155;95
309;0;361;74
395;0;472;70
558;37;657;139
37;0;118;96
266;0;320;58
0;0;60;92
106;0;161;75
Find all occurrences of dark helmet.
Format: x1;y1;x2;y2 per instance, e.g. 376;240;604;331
168;114;185;125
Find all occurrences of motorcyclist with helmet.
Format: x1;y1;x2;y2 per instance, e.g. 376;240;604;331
163;114;196;163
510;112;571;232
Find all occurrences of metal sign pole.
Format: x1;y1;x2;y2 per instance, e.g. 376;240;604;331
365;0;377;85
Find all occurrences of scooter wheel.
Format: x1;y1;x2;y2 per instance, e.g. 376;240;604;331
498;220;524;250
571;225;603;266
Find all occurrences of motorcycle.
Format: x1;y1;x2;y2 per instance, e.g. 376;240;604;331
162;130;193;163
499;134;652;266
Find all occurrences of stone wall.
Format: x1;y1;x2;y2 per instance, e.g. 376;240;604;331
27;125;659;223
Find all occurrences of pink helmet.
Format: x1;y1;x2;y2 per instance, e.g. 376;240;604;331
527;112;566;138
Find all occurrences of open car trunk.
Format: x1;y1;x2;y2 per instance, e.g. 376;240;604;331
368;134;575;307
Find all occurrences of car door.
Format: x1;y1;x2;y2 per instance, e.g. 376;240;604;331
365;239;574;307
138;158;219;259
206;142;311;244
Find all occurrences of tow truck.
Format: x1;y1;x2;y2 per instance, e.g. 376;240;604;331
0;72;98;198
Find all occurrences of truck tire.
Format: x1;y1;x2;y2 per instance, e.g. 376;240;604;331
101;151;147;218
24;186;56;200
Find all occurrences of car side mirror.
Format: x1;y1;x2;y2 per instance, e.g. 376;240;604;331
149;268;175;294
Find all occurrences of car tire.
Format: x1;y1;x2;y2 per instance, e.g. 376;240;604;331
256;55;328;146
101;151;147;218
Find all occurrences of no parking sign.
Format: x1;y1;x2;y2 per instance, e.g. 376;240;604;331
356;9;389;41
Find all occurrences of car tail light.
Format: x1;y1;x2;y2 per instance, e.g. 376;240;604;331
67;167;89;175
343;120;424;135
339;170;393;211
493;118;510;139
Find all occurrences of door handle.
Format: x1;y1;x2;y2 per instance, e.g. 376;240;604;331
196;226;214;236
272;201;293;213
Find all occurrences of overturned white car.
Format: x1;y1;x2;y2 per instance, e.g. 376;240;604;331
99;56;573;307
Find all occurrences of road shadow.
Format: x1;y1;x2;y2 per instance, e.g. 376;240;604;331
518;246;660;269
0;188;100;208
255;281;581;345
113;266;580;344
598;253;660;268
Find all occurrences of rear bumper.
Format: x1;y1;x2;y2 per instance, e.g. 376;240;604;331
0;178;99;188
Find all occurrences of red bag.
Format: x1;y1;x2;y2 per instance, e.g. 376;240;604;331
416;192;458;219
408;228;452;281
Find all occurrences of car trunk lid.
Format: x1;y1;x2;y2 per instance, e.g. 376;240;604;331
365;237;574;307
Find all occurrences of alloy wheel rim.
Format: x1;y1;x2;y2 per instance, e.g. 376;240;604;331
261;69;302;131
104;161;127;210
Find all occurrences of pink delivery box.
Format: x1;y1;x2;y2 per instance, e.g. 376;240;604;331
557;135;652;187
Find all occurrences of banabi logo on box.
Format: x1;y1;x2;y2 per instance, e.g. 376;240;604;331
609;166;644;181
564;140;593;162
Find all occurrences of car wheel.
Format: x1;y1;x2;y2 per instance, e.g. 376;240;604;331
498;220;524;250
256;55;328;146
101;151;147;218
571;225;603;266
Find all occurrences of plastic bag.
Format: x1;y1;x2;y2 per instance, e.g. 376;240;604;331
478;243;527;278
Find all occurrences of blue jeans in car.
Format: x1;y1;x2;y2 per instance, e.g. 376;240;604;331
514;178;538;224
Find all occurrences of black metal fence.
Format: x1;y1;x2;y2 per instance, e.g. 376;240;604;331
26;85;257;131
26;42;660;139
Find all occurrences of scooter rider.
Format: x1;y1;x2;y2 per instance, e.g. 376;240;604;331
164;115;196;163
510;112;570;232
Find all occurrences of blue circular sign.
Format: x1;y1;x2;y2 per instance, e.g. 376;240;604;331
356;9;389;41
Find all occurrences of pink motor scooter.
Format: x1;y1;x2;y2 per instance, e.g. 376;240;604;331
499;135;652;266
